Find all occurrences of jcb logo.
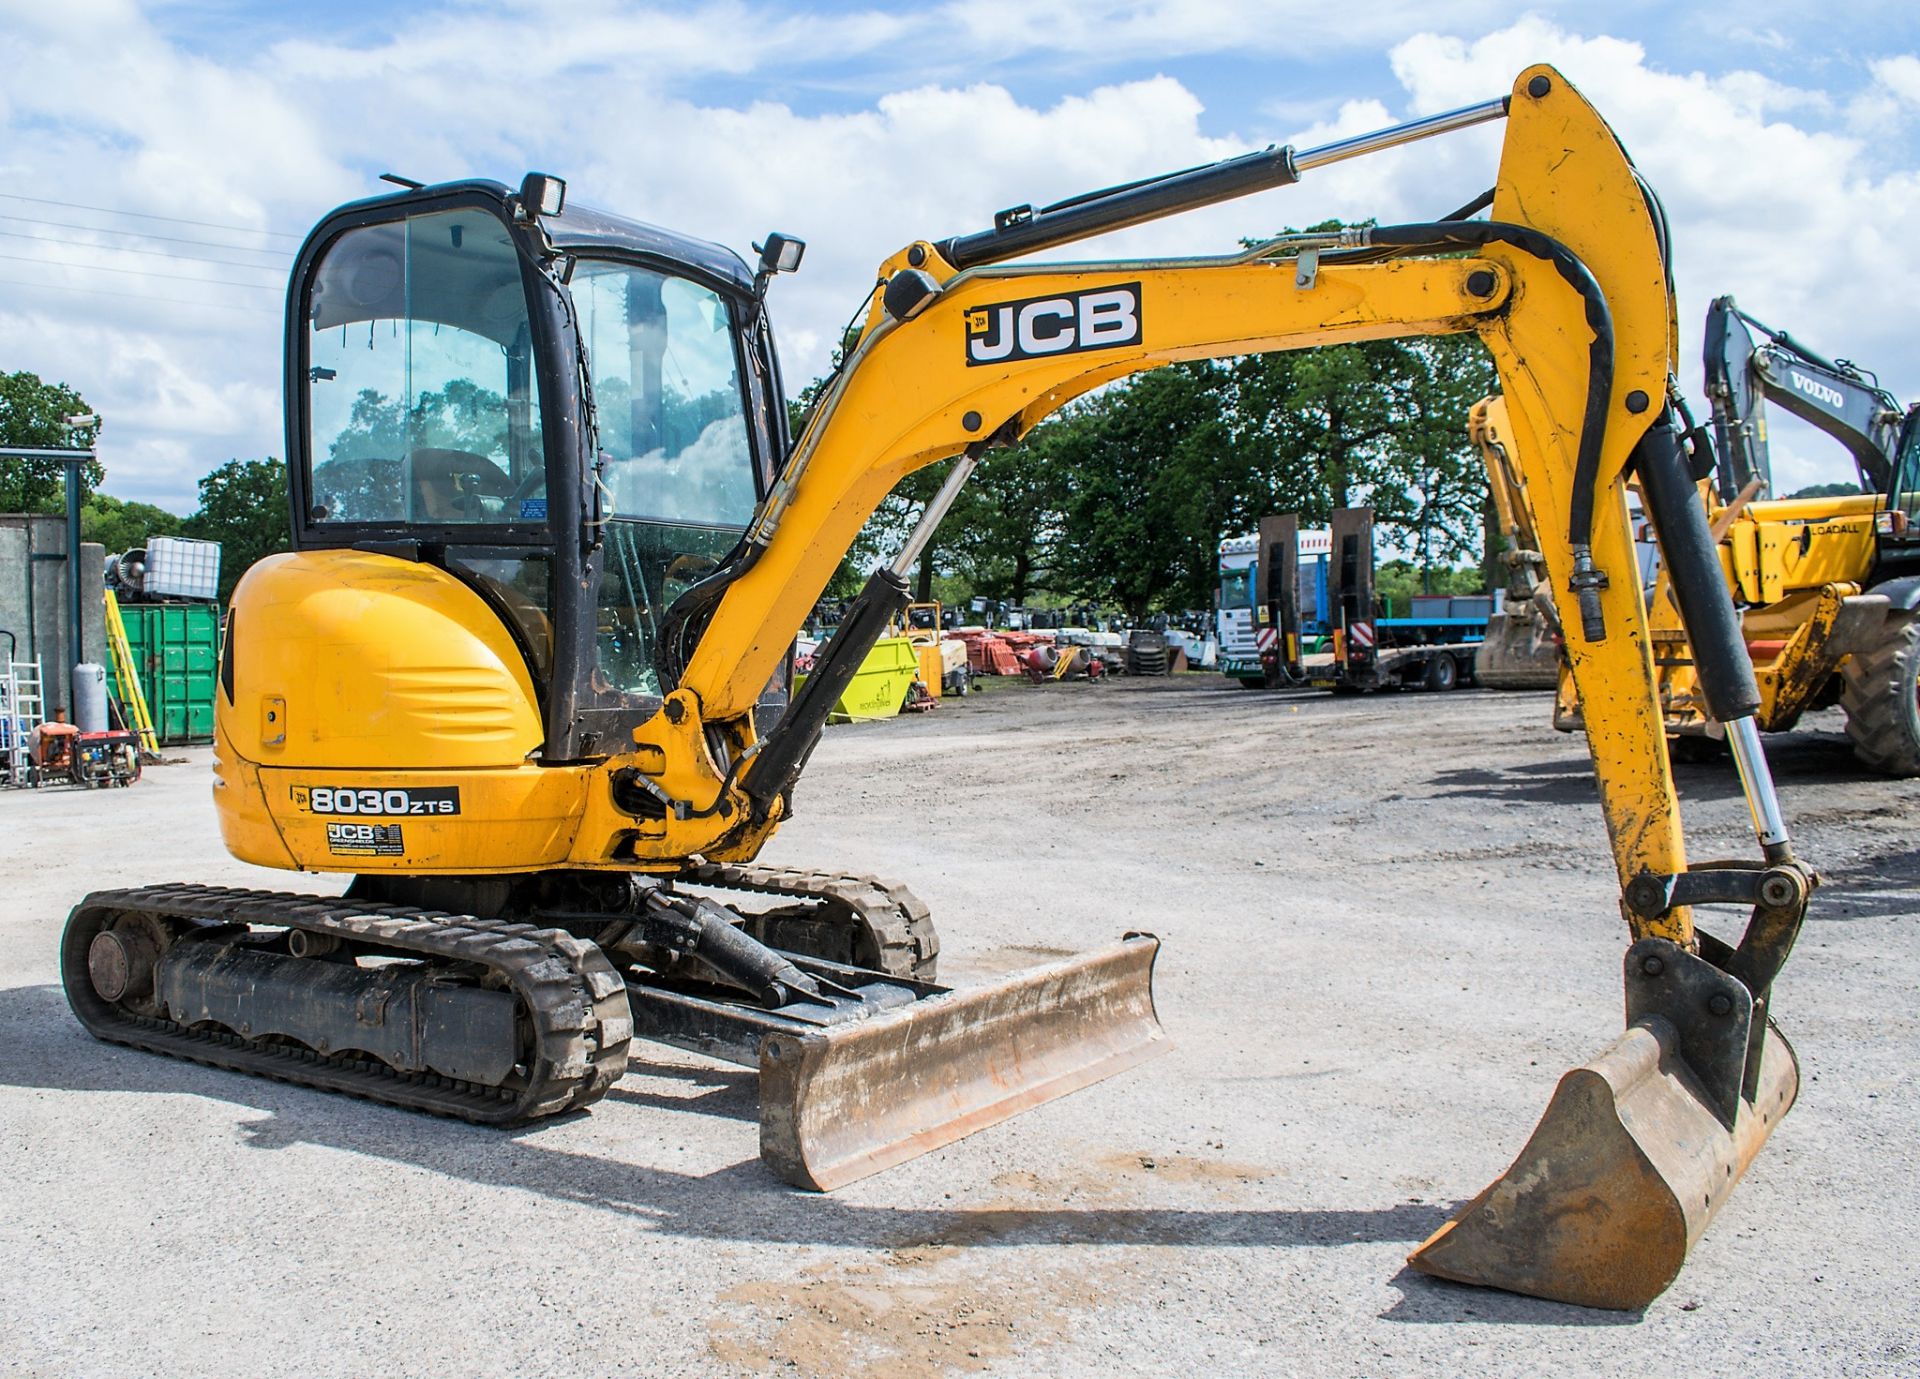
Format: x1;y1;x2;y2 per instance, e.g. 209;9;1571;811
964;284;1142;366
1788;371;1846;410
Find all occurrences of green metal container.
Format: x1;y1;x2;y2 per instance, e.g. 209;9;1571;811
106;603;220;744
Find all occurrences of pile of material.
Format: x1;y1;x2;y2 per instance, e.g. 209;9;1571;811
952;627;1025;676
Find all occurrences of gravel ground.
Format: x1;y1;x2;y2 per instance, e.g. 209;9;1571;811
3;676;1916;1378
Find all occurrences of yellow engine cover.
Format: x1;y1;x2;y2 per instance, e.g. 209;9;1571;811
214;549;589;874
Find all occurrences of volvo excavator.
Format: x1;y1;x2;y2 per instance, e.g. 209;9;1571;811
64;67;1820;1310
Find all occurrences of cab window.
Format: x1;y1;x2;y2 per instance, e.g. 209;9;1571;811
305;210;546;527
570;260;759;699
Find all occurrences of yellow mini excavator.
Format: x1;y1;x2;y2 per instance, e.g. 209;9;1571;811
64;66;1819;1310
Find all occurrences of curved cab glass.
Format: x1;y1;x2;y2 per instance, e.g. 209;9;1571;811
571;260;758;700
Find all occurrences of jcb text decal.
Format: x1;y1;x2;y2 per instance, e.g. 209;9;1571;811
964;284;1142;366
325;822;406;857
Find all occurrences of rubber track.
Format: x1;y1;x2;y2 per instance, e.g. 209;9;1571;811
684;862;939;980
62;884;633;1126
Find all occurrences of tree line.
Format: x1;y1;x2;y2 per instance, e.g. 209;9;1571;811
810;321;1498;619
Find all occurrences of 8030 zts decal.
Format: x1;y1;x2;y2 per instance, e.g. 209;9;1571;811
292;785;462;816
964;283;1142;366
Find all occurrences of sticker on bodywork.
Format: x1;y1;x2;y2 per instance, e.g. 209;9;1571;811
964;283;1142;366
293;785;462;816
325;822;406;857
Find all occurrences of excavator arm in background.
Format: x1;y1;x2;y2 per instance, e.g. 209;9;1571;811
1705;294;1906;498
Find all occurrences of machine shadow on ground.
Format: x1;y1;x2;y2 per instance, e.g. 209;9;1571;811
1428;727;1880;809
0;982;1478;1260
1379;1267;1640;1327
1812;846;1920;922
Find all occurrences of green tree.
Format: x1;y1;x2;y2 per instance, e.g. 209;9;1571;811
1788;481;1863;499
185;459;292;601
1046;365;1252;617
1230;334;1495;572
82;493;185;553
0;370;103;512
945;425;1072;606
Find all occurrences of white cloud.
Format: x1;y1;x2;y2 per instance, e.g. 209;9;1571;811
1386;18;1920;493
1;4;1915;512
1873;55;1920;106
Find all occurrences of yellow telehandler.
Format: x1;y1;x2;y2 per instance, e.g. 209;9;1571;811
1469;396;1564;688
64;66;1816;1310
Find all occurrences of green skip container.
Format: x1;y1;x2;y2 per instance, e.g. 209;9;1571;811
106;603;220;745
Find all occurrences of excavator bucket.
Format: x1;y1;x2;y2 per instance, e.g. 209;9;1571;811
757;934;1167;1190
1410;978;1798;1310
1473;605;1562;690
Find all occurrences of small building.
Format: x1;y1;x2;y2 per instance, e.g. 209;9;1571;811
0;514;108;719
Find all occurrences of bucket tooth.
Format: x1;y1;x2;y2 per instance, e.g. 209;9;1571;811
758;934;1167;1190
1408;1014;1797;1310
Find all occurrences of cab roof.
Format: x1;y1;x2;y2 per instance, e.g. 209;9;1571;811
310;178;757;298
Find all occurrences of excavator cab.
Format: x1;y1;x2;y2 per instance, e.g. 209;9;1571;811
291;183;789;759
1875;407;1920;579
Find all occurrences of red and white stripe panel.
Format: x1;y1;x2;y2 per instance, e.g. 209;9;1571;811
1349;621;1375;648
1255;627;1278;652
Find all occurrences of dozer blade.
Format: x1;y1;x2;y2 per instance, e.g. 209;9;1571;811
757;933;1166;1190
1409;1013;1797;1310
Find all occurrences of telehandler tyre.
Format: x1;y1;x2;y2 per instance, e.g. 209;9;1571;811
1840;610;1920;776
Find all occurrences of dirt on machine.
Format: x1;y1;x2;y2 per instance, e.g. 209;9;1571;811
63;65;1826;1311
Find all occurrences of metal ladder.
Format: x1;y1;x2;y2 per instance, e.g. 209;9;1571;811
2;659;45;787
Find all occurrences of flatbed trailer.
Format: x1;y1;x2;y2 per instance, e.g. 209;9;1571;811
1301;508;1491;693
1309;630;1485;693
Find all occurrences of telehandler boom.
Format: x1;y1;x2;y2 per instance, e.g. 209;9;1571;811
65;66;1815;1309
1469;396;1564;689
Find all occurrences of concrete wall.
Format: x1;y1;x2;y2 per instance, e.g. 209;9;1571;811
0;515;107;719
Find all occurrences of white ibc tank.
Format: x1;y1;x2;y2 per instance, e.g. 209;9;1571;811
73;662;108;733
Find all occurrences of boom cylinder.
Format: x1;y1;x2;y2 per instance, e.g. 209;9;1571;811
936;97;1508;270
744;565;911;819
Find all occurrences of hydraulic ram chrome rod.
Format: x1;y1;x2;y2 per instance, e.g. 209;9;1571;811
936;96;1508;269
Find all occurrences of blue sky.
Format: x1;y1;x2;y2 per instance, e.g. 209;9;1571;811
2;1;1918;510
